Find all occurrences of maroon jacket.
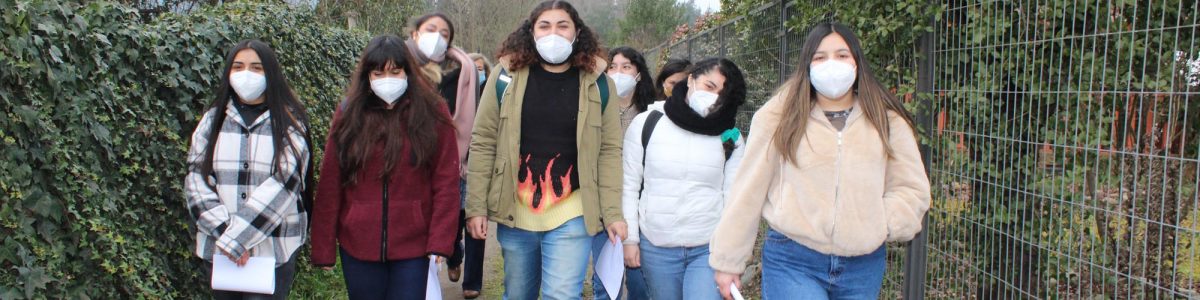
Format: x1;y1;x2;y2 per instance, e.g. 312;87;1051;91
310;105;461;266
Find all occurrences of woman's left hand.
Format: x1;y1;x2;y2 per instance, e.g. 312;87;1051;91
606;221;628;244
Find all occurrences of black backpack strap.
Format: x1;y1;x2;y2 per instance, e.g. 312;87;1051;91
637;111;664;198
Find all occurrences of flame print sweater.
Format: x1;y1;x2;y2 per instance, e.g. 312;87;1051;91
511;64;584;230
466;56;625;236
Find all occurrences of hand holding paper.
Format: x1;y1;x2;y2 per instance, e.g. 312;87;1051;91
730;283;746;300
426;256;443;300
595;240;625;297
211;255;275;294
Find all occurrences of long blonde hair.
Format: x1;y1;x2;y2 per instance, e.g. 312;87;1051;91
771;22;915;166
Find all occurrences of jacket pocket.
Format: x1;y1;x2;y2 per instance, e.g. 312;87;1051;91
389;201;426;242
487;160;507;215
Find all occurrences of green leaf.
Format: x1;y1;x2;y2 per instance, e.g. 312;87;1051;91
18;266;52;298
93;33;110;46
35;23;55;35
0;286;21;300
47;45;62;64
26;190;61;222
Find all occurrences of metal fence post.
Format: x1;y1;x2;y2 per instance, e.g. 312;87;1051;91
686;37;694;61
718;25;727;57
902;2;936;299
777;0;789;83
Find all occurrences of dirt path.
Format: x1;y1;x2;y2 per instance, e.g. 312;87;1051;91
435;223;502;300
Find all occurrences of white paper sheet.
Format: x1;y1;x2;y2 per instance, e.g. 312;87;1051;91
211;255;275;294
730;283;746;300
595;240;625;297
426;256;443;300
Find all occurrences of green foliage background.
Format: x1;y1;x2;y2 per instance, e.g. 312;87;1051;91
697;0;1198;298
0;1;366;298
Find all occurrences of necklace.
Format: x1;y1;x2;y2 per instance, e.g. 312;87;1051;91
824;107;853;118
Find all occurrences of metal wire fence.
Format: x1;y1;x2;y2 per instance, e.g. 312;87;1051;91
646;0;1199;298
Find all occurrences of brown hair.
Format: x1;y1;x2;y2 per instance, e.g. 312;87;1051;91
333;35;452;185
410;13;455;46
771;22;915;166
495;0;605;73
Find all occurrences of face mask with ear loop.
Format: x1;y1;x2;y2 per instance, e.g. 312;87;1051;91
686;78;720;116
230;70;267;101
610;73;639;98
370;78;408;105
417;31;449;61
809;60;857;99
535;32;576;64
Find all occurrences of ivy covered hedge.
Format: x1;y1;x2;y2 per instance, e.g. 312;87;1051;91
0;0;365;298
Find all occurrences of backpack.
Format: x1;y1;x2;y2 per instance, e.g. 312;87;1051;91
494;67;610;113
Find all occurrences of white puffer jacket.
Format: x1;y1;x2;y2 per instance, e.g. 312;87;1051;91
622;102;745;248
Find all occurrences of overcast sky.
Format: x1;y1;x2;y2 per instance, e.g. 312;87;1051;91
687;0;721;13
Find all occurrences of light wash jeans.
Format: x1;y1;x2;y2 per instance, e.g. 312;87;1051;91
761;228;886;300
637;234;721;300
497;217;591;300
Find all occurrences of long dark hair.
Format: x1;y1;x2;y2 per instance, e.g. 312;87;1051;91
654;58;691;99
609;47;655;112
687;57;747;115
771;22;915;166
496;0;605;73
332;35;452;185
201;39;309;179
410;12;456;46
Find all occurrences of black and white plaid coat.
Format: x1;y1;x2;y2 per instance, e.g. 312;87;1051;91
184;101;309;266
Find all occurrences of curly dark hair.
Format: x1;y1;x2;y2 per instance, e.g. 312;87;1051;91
495;0;605;73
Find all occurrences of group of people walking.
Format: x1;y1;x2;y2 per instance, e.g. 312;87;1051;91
183;1;931;299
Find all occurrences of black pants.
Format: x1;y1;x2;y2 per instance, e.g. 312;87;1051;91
208;252;298;300
340;248;428;300
448;209;486;291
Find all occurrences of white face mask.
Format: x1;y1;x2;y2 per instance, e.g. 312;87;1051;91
809;60;857;99
370;77;408;105
610;73;638;98
687;89;720;116
229;70;267;101
417;32;448;61
535;34;574;64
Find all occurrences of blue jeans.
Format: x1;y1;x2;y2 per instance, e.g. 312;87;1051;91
637;236;721;300
339;248;428;300
761;229;886;300
591;232;651;300
497;216;591;300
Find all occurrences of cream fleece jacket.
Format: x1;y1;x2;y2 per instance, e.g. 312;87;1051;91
708;93;931;274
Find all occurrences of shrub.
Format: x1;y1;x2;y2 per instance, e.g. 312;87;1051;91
0;1;366;298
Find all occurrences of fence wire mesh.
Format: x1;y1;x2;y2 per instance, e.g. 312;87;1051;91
926;0;1199;299
647;0;1199;299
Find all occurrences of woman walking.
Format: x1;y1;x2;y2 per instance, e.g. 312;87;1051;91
710;22;931;300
